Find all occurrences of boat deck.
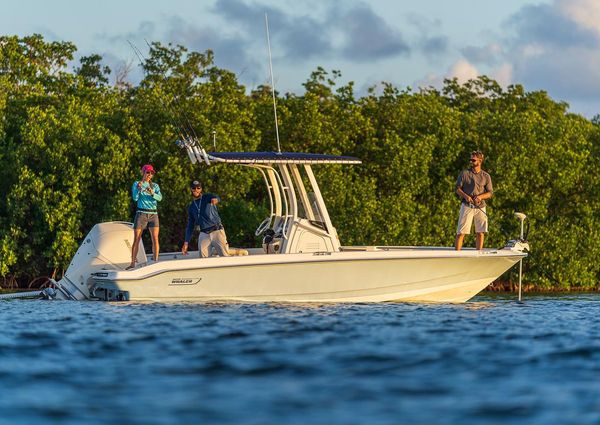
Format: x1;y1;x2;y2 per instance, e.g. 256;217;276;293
152;245;486;264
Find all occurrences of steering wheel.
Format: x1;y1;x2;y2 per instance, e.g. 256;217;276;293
255;217;272;236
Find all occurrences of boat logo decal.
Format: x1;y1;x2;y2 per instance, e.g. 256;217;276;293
169;278;202;285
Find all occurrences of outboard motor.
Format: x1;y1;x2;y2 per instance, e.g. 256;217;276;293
51;222;145;300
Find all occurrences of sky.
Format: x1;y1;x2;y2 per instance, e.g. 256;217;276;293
3;0;600;117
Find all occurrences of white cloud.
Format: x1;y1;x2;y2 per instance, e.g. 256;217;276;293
448;59;479;83
558;0;600;38
439;0;600;114
491;63;513;87
519;43;546;58
500;0;600;108
414;73;443;90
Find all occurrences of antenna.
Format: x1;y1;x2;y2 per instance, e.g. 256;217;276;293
265;13;281;153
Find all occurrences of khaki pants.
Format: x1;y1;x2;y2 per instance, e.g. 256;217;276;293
456;203;488;234
198;229;230;258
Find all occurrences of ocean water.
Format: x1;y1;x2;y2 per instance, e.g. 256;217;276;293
0;294;598;425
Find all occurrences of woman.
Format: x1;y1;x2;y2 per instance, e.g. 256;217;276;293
128;164;162;269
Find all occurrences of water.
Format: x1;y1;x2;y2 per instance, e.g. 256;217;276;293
0;294;598;425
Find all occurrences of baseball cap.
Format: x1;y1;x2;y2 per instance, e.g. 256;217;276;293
141;164;155;174
190;180;202;189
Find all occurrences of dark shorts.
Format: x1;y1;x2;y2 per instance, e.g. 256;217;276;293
134;212;159;229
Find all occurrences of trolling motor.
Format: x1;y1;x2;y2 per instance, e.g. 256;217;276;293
501;212;530;302
503;212;530;253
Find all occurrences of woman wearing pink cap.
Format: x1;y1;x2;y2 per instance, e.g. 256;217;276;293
128;164;163;269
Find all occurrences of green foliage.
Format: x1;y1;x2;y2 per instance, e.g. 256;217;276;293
0;35;598;289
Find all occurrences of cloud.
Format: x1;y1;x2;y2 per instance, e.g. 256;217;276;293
461;43;503;66
419;35;448;57
335;4;410;60
211;0;409;62
446;0;600;112
515;46;600;99
413;60;513;93
503;0;600;102
214;0;332;61
92;0;451;97
406;14;448;58
213;0;274;29
508;2;599;49
491;63;513;87
448;59;479;84
558;0;600;39
164;15;264;83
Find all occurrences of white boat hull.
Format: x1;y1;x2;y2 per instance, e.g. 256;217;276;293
54;223;527;303
91;250;523;303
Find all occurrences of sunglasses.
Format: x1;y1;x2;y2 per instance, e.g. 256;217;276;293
191;187;202;190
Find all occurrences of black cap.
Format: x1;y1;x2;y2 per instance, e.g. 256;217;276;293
191;180;202;189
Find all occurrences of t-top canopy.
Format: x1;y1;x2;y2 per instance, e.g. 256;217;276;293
206;151;362;165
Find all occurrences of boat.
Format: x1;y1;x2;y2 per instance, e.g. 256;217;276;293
42;147;529;303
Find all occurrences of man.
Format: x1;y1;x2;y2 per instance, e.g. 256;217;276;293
182;180;230;258
454;150;493;251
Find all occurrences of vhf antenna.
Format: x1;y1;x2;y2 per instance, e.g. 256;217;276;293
265;13;281;153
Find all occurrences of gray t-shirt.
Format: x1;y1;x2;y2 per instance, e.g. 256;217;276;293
456;169;493;207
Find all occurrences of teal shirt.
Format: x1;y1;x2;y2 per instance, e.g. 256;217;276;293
132;181;163;211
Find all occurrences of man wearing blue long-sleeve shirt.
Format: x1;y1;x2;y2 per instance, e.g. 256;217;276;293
182;180;229;258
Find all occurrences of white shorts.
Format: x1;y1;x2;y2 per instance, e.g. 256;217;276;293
456;203;488;234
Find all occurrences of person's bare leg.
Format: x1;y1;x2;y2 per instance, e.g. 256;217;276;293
129;228;143;268
455;233;466;251
476;233;485;250
150;227;160;261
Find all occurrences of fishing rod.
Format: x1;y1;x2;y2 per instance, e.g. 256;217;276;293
128;41;210;165
466;192;489;216
128;41;192;142
468;202;488;217
142;39;205;147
